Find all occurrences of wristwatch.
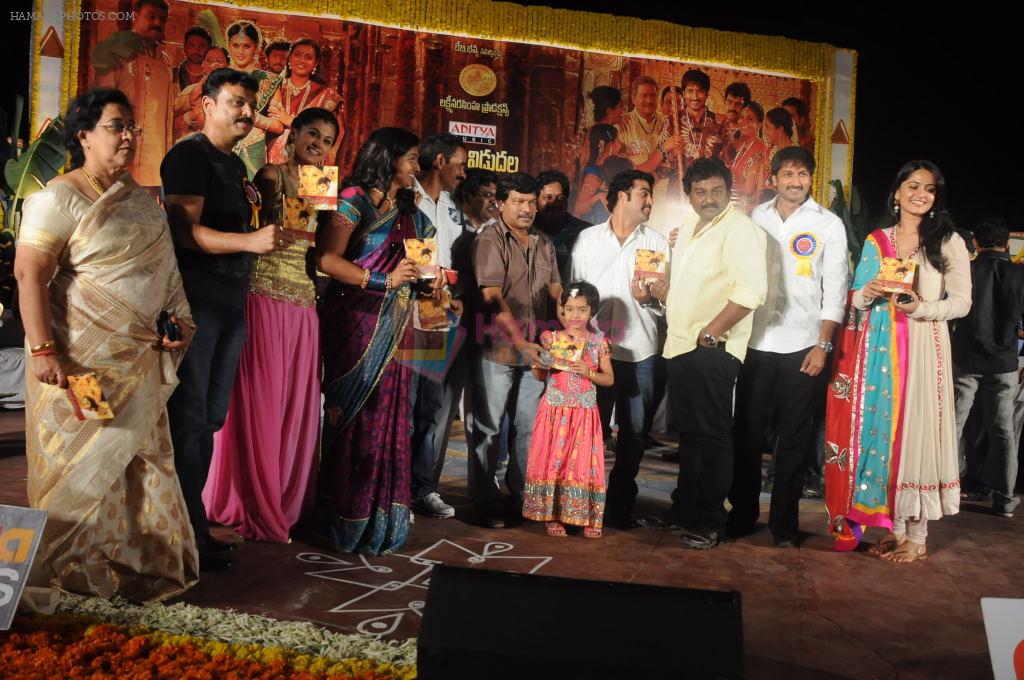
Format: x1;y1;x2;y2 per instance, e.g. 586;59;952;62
817;341;834;353
702;331;725;348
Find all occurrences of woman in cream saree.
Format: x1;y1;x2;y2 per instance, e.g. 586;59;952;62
16;89;198;602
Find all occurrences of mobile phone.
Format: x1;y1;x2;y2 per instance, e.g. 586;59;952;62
157;311;182;342
895;293;914;305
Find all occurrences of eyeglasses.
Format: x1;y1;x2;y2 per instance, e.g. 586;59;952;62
97;121;143;137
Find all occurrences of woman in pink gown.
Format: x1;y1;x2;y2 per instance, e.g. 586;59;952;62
522;282;615;538
203;107;340;542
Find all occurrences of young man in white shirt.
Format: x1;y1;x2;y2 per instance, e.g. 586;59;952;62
728;146;849;547
409;133;467;519
569;169;670;528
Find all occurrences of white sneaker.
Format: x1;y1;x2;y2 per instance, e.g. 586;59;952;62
412;492;455;518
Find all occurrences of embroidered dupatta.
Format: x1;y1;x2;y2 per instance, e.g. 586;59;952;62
824;230;910;551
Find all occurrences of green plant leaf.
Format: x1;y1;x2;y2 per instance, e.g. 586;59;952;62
4;116;67;233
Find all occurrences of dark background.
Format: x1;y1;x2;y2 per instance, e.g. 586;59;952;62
4;1;1020;228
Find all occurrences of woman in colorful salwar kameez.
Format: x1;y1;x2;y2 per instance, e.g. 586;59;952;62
824;160;971;563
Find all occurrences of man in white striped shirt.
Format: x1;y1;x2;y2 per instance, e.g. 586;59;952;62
727;146;849;547
570;169;671;528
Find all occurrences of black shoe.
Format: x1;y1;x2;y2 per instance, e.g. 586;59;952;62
478;510;506;529
772;536;798;549
679;528;724;550
801;486;824;500
604;514;641;530
726;521;757;539
199;550;234;571
661;450;680;463
637;514;681;531
643;434;665;449
206;536;238;553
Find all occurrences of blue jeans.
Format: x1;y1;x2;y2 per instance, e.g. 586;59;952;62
409;350;469;501
597;355;665;519
954;369;1021;513
168;298;247;544
469;358;545;511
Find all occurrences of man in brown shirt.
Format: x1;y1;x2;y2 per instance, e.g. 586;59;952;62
470;172;563;528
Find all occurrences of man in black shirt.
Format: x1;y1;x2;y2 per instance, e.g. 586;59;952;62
161;68;294;570
952;218;1024;517
533;170;591;281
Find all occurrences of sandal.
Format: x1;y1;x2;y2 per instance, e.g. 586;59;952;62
880;539;927;563
583;526;603;539
545;522;567;537
867;532;904;556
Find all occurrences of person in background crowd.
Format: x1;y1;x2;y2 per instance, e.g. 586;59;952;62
409;132;468;519
17;87;197;601
570;169;669;529
952;217;1024;518
162;68;293;571
454;167;498;233
825;160;970;562
315;128;441;555
616;76;666;175
763;107;796;158
267;38;344;165
91;0;174;186
646;158;767;550
175;26;213;91
727;101;770;215
470;172;563;528
203;107;339;543
728;147;848;548
781;97;815;156
534;169;592;280
523;282;614;538
172;45;229;142
264;40;291;75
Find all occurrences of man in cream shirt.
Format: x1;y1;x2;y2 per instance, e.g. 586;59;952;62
570;169;671;528
649;158;767;549
728;146;848;548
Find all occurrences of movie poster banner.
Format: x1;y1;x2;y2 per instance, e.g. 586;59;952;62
31;0;855;229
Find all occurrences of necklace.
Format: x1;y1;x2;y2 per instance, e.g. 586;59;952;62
81;168;106;197
368;188;396;213
888;226;920;260
683;109;708;160
285;78;312;114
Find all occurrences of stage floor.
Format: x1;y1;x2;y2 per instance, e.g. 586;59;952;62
2;410;1020;679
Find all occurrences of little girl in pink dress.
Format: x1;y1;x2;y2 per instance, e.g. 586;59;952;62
522;282;615;538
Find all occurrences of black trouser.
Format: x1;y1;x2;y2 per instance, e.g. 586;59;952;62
668;346;741;535
729;347;824;540
168;298;247;549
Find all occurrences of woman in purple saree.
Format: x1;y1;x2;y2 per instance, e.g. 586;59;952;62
315;128;436;554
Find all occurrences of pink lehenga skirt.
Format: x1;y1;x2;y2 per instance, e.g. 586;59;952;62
204;293;321;542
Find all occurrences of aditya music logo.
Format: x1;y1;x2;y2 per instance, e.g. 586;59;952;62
448;121;496;146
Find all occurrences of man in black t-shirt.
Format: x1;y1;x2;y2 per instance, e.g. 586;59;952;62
161;68;294;570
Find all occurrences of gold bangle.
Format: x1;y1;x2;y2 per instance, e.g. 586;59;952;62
30;340;55;353
385;273;393;291
360;268;371;290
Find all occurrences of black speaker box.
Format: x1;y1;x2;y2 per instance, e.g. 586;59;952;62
418;564;744;679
